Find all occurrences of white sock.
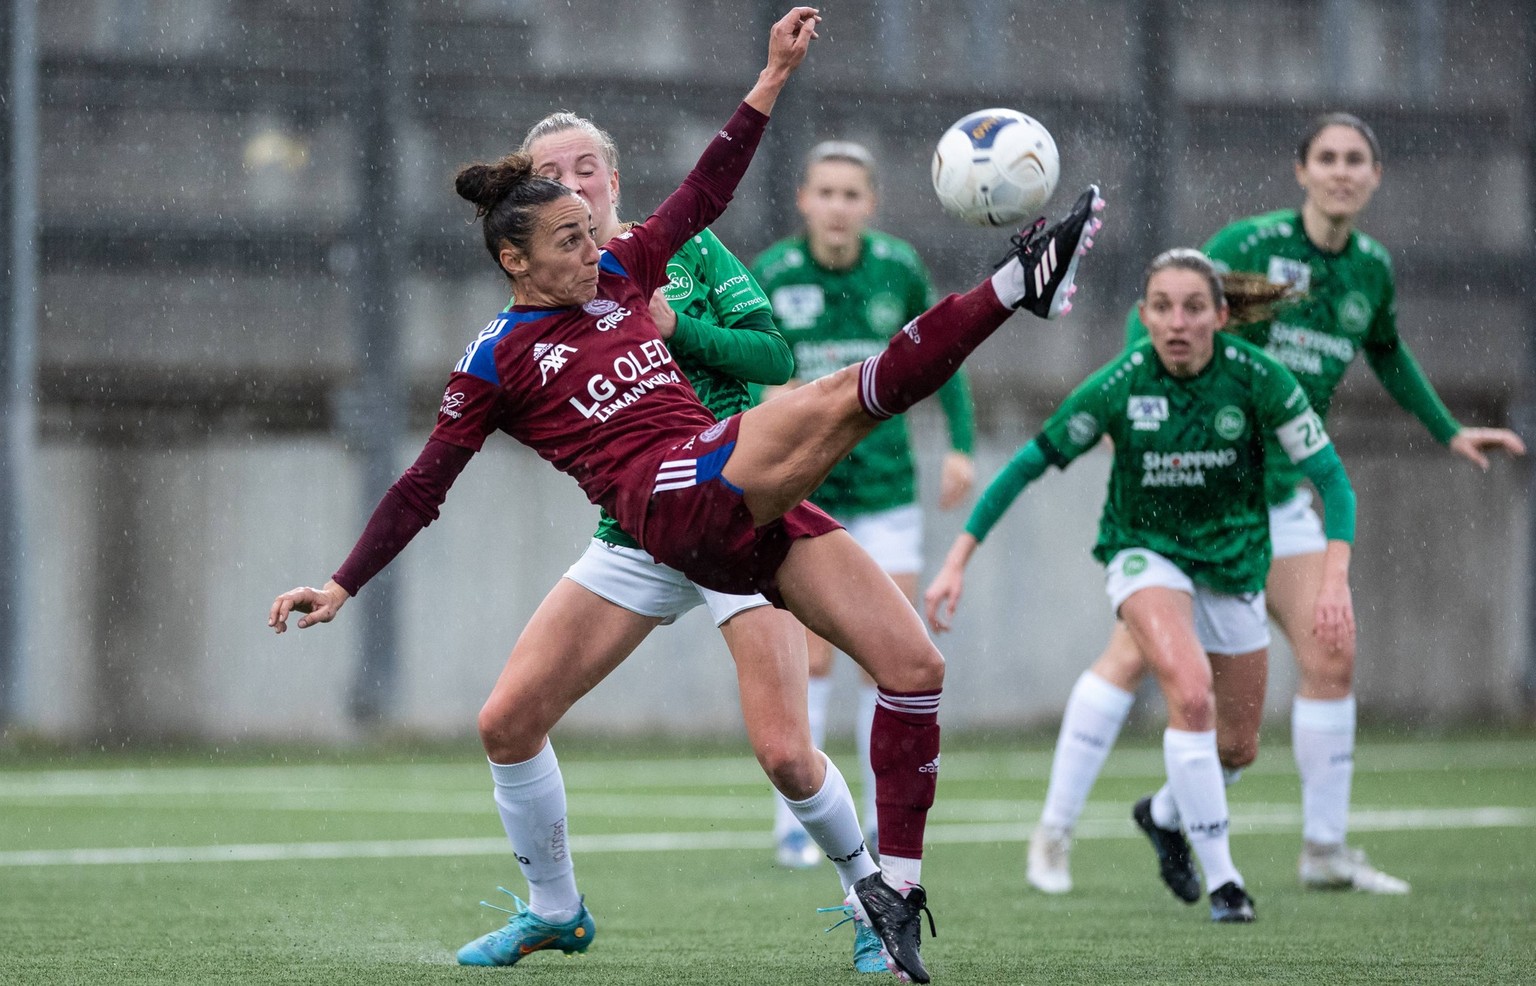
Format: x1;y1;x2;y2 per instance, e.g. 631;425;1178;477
880;854;922;896
489;745;580;923
990;255;1027;308
1040;671;1135;831
780;754;879;892
1150;783;1180;829
855;682;878;832
1293;695;1356;846
775;676;836;840
1163;728;1241;892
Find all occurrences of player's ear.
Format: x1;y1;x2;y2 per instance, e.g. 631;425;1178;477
499;243;526;279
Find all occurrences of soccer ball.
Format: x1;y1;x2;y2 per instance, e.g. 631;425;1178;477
931;109;1060;226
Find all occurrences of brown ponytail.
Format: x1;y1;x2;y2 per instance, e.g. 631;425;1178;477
1143;248;1291;325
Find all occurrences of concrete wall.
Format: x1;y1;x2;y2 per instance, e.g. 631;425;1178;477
14;397;1528;742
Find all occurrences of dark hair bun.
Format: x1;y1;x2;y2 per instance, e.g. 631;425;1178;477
455;153;537;216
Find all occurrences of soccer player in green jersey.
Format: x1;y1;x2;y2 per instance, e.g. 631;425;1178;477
1018;114;1525;898
752;140;976;871
926;249;1358;922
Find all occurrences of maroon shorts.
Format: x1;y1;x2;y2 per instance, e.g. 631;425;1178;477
635;414;841;606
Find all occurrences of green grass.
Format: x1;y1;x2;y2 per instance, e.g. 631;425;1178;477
1;734;1533;985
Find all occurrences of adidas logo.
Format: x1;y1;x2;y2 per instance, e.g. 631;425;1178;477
919;754;941;774
534;342;578;385
1032;239;1058;297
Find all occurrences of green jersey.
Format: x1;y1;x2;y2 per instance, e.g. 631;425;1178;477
1127;209;1459;505
1032;338;1333;594
512;228;790;550
752;230;974;517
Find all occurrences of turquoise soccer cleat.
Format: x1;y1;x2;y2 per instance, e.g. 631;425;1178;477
819;903;896;975
455;888;595;967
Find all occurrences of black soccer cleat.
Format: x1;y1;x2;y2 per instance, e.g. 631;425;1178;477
847;873;937;984
994;184;1104;319
1133;795;1202;904
1209;881;1256;923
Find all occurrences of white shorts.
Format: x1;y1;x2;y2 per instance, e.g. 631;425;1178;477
835;503;923;575
1104;548;1270;655
562;539;770;627
1269;488;1328;559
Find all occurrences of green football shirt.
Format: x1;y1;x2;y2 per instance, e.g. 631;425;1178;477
752;229;974;517
1126;209;1459;505
1034;337;1331;594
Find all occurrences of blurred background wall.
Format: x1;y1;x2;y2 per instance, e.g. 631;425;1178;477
2;0;1531;743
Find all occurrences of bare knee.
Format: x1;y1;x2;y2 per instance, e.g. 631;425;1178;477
1218;735;1259;770
477;696;545;764
1164;682;1215;731
756;738;823;801
1296;637;1355;695
872;642;945;694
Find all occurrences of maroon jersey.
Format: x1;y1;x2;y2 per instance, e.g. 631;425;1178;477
332;103;770;595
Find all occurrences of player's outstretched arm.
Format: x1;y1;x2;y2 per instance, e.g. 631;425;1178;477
743;7;820;116
269;579;350;633
1447;426;1527;471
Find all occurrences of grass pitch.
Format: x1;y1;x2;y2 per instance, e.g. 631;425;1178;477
1;733;1532;985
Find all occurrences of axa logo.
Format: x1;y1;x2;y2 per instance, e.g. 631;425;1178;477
439;389;467;420
533;342;578;385
919;754;941;774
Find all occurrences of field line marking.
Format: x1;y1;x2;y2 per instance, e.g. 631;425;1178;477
1;806;1530;868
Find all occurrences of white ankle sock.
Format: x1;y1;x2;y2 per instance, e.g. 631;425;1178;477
880;854;922;895
1041;671;1135;831
488;745;580;922
1293;695;1356;845
1163;728;1240;892
989;257;1027;309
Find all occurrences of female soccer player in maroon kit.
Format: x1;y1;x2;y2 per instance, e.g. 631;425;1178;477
269;9;1102;981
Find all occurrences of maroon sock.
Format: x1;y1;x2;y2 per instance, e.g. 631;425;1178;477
870;689;942;861
858;281;1012;420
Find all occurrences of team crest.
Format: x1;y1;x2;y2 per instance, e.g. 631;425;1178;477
1066;412;1099;448
1122;553;1148;577
1214;405;1246;440
1336;290;1373;335
664;264;695;303
582;299;619;316
700;420;728;443
865;293;906;333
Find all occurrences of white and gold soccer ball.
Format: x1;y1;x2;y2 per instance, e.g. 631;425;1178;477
931;108;1060;226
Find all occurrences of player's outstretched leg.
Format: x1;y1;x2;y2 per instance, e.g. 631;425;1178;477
456;889;596;966
846;872;937;984
991;184;1105;318
856;186;1105;423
